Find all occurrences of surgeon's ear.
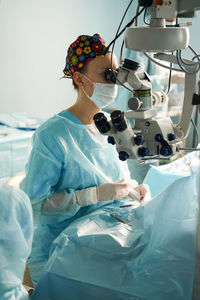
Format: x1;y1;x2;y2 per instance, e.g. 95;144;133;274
73;71;84;88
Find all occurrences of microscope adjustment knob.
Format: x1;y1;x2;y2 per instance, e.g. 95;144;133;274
138;147;149;157
160;146;172;156
107;136;115;145
128;97;142;111
155;133;163;142
118;151;129;161
145;121;150;127
134;135;144;145
168;133;176;141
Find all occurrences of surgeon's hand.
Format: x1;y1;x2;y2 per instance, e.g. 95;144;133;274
76;179;151;207
96;179;139;202
133;184;151;204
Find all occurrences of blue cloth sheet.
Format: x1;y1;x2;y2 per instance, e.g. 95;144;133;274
0;183;33;300
32;151;199;300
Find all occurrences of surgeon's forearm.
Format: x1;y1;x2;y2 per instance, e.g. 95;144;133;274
41;190;77;213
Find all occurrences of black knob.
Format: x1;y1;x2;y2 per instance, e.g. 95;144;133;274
111;110;127;132
168;133;176;141
93;113;111;134
107;136;115;145
134;135;144;145
119;151;129;161
138;147;149;157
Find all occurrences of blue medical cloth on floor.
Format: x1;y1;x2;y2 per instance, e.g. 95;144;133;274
0;183;33;300
32;151;200;300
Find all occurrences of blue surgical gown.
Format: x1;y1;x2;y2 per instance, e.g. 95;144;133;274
20;110;131;284
0;182;33;300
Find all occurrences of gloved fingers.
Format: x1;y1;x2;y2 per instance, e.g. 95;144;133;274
114;181;139;200
135;184;151;203
129;179;138;188
128;189;141;202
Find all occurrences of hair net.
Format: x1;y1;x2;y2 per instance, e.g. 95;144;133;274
63;33;108;78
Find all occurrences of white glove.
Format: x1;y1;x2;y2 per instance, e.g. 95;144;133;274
96;179;139;202
76;179;142;207
133;184;151;204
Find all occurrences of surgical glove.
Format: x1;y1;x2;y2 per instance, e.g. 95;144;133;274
133;184;151;204
96;179;139;202
76;179;138;207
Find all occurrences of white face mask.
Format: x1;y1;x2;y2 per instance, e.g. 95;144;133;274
82;74;118;109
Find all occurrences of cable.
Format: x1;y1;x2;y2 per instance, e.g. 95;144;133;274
107;3;146;93
116;78;132;92
165;62;172;95
143;52;184;72
119;3;140;63
144;51;200;74
135;3;140;27
176;45;200;74
143;7;150;25
176;50;200;74
105;6;146;54
176;46;200;70
165;53;174;95
189;45;200;62
191;115;199;148
180;46;200;66
120;40;125;64
178;50;199;67
192;54;200;61
111;0;134;69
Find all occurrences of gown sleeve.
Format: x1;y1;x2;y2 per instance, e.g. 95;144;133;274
20;127;81;224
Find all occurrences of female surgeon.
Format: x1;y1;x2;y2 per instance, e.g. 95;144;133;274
20;33;151;285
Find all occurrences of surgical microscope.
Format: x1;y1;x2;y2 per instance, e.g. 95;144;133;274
94;0;200;162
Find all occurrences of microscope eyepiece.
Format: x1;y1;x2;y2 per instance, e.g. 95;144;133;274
93;113;111;134
104;68;118;83
111;110;127;132
122;59;140;71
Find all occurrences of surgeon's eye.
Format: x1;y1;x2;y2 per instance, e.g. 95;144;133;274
104;68;118;83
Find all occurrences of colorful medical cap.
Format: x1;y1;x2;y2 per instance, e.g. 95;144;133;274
63;33;108;78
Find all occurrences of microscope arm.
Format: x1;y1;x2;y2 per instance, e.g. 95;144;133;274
178;0;200;17
154;53;199;139
177;72;199;139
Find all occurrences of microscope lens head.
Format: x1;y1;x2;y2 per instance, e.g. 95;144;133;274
93;113;111;134
111;110;127;132
104;68;118;83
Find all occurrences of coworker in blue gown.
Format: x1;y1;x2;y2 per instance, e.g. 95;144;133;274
20;33;150;285
0;182;33;300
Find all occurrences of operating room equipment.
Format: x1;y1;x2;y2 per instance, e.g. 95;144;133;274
94;0;200;161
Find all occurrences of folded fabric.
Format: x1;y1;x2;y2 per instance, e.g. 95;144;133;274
32;151;200;300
